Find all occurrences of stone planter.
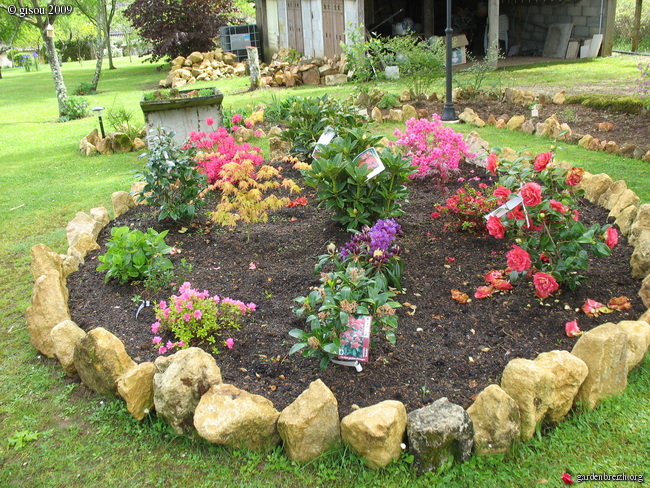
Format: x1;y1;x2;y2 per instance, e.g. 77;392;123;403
140;87;224;143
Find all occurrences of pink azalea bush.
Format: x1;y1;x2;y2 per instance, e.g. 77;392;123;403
480;150;618;297
393;115;474;183
152;282;256;354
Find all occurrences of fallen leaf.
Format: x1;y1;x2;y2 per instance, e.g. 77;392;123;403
451;289;470;304
608;296;631;311
469;380;479;388
481;347;491;352
178;227;188;234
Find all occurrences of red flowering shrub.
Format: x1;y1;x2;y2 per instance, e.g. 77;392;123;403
431;184;497;234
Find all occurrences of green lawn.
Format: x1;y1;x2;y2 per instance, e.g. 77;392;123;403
0;55;648;488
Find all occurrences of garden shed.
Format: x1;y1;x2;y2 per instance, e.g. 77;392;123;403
253;0;617;61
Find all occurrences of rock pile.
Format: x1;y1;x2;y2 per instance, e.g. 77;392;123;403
79;128;146;156
160;50;246;89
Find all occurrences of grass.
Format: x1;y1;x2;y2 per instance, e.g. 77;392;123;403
0;55;648;487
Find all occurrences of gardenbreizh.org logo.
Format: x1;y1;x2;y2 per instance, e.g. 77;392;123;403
562;471;645;484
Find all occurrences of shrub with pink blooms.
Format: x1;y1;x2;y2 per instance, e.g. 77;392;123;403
484;150;618;294
393;115;474;184
152;282;256;354
431;183;497;235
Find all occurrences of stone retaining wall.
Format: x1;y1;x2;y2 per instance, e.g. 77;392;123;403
25;138;650;474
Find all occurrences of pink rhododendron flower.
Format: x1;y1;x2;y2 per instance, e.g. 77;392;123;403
151;322;160;333
565;167;584;186
581;298;604;316
506;245;532;272
565;320;582;337
152;336;162;344
533;272;559;298
486;152;498;175
231;113;242;124
604;226;618;249
205;117;214;126
225;338;235;350
533;152;553;171
193;309;202;319
474;286;493;299
520;182;543;207
158;346;167;354
486;215;506;239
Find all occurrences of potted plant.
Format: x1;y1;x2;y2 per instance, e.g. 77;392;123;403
140;87;224;142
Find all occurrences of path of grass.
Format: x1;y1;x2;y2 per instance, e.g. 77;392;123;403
0;55;647;487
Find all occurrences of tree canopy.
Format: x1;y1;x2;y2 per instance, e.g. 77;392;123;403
124;0;238;61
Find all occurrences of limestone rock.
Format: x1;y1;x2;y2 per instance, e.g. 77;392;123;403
30;244;67;287
407;397;473;475
598;121;614;131
499;147;518;162
603;141;620;154
458;107;485;127
401;104;418;121
153;347;223;435
25;270;71;357
629;204;650;246
466;384;520;455
644;150;650;162
552;90;567;104
117;362;156;421
66;209;106;247
187;51;204;64
389;109;403;122
588;137;602;151
194;383;280;451
500;358;554;440
608;189;640;219
73;327;136;396
79;137;98;156
533;351;588;424
640;309;650;323
598;180;627;209
540;114;561;139
50;320;86;376
325;73;347;85
506;115;526;131
521;119;535;134
620;144;638;158
133;137;147;151
631;230;650;279
371;106;383;123
400;90;411;102
486;114;497;126
614;320;650;372
495;119;507;129
340;400;407;469
463;131;490;167
575;173;613;204
269;136;292;161
277;379;340;462
67;232;100;265
615;205;638;237
571;322;629;409
640;274;650;308
578;134;594;149
633;147;645;160
112;191;136;219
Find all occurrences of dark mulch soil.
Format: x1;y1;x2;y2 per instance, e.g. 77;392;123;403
67;158;645;418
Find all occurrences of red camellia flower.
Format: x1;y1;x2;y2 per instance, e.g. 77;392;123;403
565;167;584;186
486;215;506;239
474;286;493;299
506;245;532;272
492;279;513;291
581;298;604;316
533;272;559;298
533;151;553;171
484;269;503;284
549;199;569;214
493;185;511;204
565;320;582;337
520;182;543;207
486;152;499;175
604;226;619;249
507;206;526;221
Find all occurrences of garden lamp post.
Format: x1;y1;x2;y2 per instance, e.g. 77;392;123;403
441;0;458;122
92;106;106;138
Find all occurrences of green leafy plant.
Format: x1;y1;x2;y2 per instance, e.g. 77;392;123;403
340;25;385;82
96;226;173;284
454;46;504;99
143;257;194;292
301;138;415;230
376;92;400;109
135;128;208;222
7;430;41;450
289;266;401;369
279;94;368;160
106;105;142;142
74;81;97;96
60;95;89;121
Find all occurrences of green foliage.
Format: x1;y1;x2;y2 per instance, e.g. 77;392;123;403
454;46;505;98
59;95;89;121
7;430;41;450
143;257;194;292
340;26;385;82
377;92;400;109
290;266;401;369
74;81;96;96
278;94;368;160
105;105;142;142
96;226;173;284
301;132;415;230
564;93;645;114
136;128;208;221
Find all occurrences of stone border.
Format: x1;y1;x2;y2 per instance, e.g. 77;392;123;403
25;149;650;474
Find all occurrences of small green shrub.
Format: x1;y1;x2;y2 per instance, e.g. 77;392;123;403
454;46;504;98
75;81;96;96
96;226;173;284
60;95;89;121
143;257;194;292
106;106;142;142
376;92;400;109
565;94;645;114
135;129;208;222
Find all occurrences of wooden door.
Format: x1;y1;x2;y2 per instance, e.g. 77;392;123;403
322;0;345;57
287;0;304;54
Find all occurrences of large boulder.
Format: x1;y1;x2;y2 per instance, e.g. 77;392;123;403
598;180;627;210
576;173;613;204
463;131;490;167
73;327;136;396
153;347;223;435
640;274;650;309
67;232;100;265
614;320;650;372
50;319;86;376
571;322;629;409
466;385;520;455
631;230;650;279
117;362;156;421
407;397;473;475
340;400;407;468
401;104;418;121
533;350;588;424
111;191;137;219
30;244;67;286
269;136;292;161
66;208;108;247
500;358;554;440
615;205;638;237
194;384;280;451
629;204;650;246
25;270;71;357
608;189;640;219
277;379;341;462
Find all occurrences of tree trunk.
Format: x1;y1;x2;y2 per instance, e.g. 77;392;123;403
43;31;69;117
91;2;105;91
632;0;643;52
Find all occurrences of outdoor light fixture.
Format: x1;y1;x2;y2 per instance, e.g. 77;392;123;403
45;24;54;38
441;0;458;122
92;106;106;138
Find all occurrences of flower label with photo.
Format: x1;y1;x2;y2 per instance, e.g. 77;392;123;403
353;147;385;180
338;315;372;362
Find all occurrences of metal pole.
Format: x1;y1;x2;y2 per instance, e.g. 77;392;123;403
441;0;457;121
98;115;106;138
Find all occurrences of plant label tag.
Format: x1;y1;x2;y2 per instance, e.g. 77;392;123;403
312;126;337;158
353;147;385;180
331;359;363;372
338;315;371;363
485;194;523;220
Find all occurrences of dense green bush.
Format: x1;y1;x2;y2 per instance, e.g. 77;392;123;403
564;94;645;114
74;82;96;96
59;95;89;121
